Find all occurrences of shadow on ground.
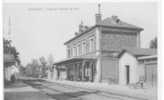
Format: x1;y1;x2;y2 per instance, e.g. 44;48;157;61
5;91;51;100
47;91;100;100
5;79;101;100
4;80;27;89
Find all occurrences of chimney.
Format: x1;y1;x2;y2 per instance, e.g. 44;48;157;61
95;14;102;25
75;32;79;36
95;3;102;25
79;21;84;33
111;15;120;23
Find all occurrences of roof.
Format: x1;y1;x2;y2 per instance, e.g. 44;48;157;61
64;26;96;45
138;55;157;60
118;47;157;58
54;57;96;65
64;16;143;45
99;17;143;30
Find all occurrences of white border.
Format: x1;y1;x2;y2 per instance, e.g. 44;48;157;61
3;0;160;3
158;0;163;100
0;0;3;99
1;0;162;100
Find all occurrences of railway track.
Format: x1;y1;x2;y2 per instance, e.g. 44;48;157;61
22;79;147;100
23;79;83;100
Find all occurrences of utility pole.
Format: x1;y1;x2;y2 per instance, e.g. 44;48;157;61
5;16;12;40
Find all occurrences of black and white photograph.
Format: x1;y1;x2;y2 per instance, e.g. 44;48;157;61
2;1;159;100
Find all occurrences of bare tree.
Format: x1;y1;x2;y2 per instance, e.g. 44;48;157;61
39;56;47;78
47;54;55;73
47;54;54;66
150;37;157;49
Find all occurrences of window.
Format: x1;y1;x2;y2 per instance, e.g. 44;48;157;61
89;39;93;52
86;40;89;53
91;38;95;52
70;48;73;57
88;36;96;52
78;43;82;56
94;36;96;51
82;41;86;55
67;47;71;58
77;45;79;56
73;46;77;56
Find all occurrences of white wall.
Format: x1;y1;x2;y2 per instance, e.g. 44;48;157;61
53;68;58;80
119;52;139;85
137;63;145;80
95;27;102;82
47;70;51;80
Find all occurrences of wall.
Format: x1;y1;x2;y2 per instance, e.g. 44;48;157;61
145;63;157;86
119;52;138;85
101;56;119;84
138;57;157;87
137;63;145;80
101;27;138;51
66;28;97;58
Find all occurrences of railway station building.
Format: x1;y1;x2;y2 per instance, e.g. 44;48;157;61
54;6;157;86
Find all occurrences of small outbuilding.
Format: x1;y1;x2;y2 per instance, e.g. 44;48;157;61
118;48;157;87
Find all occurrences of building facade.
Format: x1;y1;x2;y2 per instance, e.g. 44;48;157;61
54;6;151;84
138;55;157;87
4;54;19;82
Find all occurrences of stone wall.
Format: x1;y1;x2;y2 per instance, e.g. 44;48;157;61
101;56;119;84
66;28;97;58
101;27;138;51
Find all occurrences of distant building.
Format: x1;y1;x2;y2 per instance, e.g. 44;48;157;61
4;54;19;81
54;5;157;86
4;54;15;67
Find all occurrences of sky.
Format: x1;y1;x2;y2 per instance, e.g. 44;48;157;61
3;2;158;66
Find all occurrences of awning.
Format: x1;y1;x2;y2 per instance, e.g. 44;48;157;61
137;55;157;60
54;57;96;65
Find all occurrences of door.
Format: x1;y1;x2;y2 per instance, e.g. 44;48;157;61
145;63;157;86
91;63;95;82
125;65;130;84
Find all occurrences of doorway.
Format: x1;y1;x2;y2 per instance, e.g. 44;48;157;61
125;65;130;84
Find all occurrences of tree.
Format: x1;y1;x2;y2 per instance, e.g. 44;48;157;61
25;59;41;77
47;54;55;79
47;54;54;70
39;56;47;65
39;56;47;77
47;54;54;65
3;38;20;65
25;63;33;76
19;65;26;76
31;59;40;77
150;37;157;49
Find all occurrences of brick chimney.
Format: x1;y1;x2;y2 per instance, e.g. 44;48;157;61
79;21;84;33
95;4;102;25
95;14;102;25
111;15;120;23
